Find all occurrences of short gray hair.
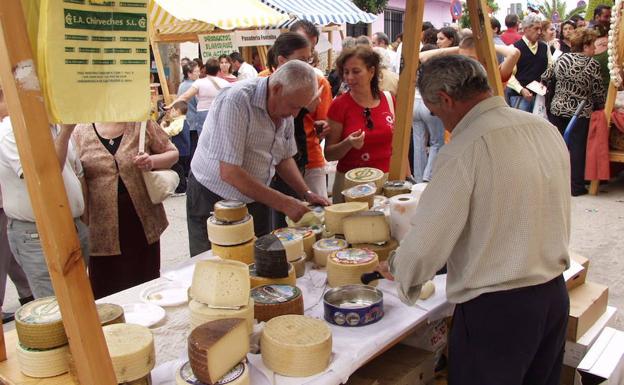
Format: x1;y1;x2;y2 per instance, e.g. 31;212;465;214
521;13;543;29
417;55;491;104
373;32;390;46
270;60;317;96
342;36;356;50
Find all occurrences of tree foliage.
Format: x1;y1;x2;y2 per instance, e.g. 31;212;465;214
586;0;613;22
537;0;585;21
353;0;389;14
459;0;500;28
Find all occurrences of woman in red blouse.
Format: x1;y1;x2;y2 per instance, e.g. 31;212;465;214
325;46;395;203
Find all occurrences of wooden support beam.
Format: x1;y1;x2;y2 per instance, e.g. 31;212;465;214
327;30;334;73
0;2;117;385
150;38;172;104
388;0;424;180
152;32;200;43
466;0;504;96
257;45;268;69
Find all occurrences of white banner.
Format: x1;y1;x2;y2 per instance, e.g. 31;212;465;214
198;33;238;59
234;30;280;47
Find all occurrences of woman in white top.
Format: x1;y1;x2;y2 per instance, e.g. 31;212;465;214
167;58;231;134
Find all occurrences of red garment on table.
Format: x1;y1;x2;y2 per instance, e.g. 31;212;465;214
585;110;611;180
328;91;395;173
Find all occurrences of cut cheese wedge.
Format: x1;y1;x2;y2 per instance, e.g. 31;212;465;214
16;343;69;378
103;323;155;383
213;200;248;223
189;298;255;334
343;211;390;244
285;206;324;228
212;239;255;265
327;248;379;287
324;202;368;235
272;231;304;262
261;315;332;377
207;215;254;246
273;227;315;260
188;318;249;384
191;259;250;309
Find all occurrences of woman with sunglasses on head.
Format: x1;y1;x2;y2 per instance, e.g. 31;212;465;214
326;46;395;203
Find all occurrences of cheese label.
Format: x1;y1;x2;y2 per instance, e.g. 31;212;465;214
384;180;411;189
346;167;383;182
251;285;300;304
344;183;376;198
275;227;314;240
179;361;245;384
332;249;376;265
208;214;251;226
315;238;348;251
215;200;245;209
16;296;61;324
273;231;302;243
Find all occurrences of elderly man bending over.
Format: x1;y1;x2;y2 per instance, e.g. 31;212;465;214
377;55;571;385
187;60;329;256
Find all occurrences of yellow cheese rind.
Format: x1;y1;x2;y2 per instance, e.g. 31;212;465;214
344;167;386;193
272;231;304;262
16;343;69;378
312;238;349;267
191;259;250;308
15;296;67;350
207;215;254;246
324;202;368;235
352;238;398;261
250;263;296;288
212;239;255;265
342;183;376;208
103;323;155;383
292;256;306;278
343;211;391;244
327;248;380;287
189;298;255;334
261;315;332;377
214;200;248;223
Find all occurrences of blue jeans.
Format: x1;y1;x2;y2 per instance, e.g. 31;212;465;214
412;98;445;182
6;217;89;298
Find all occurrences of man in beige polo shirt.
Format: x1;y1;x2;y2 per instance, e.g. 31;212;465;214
378;55;571;385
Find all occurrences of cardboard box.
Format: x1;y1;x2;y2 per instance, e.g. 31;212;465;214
567;282;609;342
400;318;448;353
560;365;581;385
578;327;624;385
346;345;435;385
564;306;617;367
570;251;589;270
564;259;587;291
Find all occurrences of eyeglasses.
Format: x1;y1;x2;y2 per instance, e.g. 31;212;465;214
363;108;373;130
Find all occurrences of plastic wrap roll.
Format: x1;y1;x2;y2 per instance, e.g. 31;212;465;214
389;194;420;243
411;183;428;200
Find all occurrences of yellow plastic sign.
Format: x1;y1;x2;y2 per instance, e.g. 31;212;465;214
38;0;151;123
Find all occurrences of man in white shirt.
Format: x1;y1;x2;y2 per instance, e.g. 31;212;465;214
0;88;89;298
372;32;398;73
229;52;258;80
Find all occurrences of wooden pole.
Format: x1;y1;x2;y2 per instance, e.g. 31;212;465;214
0;2;117;385
388;0;424;180
257;45;268;68
466;0;504;96
150;37;172;104
327;30;334;73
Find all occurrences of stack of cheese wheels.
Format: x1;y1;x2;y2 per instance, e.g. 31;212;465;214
273;227;313;275
342;211;391;245
253;233;295;283
208;200;255;265
261;315;332;377
327;248;380;287
324;202;368;235
176;360;250;385
102;323;155;383
312;238;348;267
14;296;70;378
188;260;254;334
382;180;413;198
285;205;325;228
352;238;399;261
272;231;304;262
188;319;249;385
249;263;296;289
341;183;376;208
251;284;304;323
344;167;386;193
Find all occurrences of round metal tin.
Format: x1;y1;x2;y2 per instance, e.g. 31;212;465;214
323;285;384;327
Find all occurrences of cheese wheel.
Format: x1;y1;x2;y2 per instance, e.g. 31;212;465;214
344;167;386;193
252;285;304;323
343;211;391;244
272;231;304;262
16;343;69;378
352;238;398;261
285;206;324;227
123;374;152;385
383;180;413;198
309;225;323;241
312;238;349;267
15;296;67;350
254;234;290;278
261;315;332;377
188;319;249;384
97;303;125;326
324;202;368;235
213;200;248;223
189;298;255;334
212;239;255;265
191;259;250;309
342;183;376;208
177;361;250;385
327;248;380;287
249;263;296;289
373;195;389;207
103;323;155;383
273;227;315;260
419;280;436;300
291;256;306;278
207;215;254;246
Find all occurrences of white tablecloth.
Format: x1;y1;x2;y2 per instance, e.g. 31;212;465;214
101;252;453;385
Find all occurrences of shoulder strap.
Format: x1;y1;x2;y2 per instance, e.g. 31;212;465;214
383;91;394;117
138;121;147;154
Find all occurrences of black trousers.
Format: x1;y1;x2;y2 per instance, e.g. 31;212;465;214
186;173;271;257
549;114;590;194
449;275;569;385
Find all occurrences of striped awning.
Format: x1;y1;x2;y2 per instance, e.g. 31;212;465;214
150;0;291;34
260;0;377;27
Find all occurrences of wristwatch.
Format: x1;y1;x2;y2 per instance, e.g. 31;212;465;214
302;190;314;201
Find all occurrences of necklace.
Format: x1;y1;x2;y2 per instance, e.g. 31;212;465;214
108;138;115;146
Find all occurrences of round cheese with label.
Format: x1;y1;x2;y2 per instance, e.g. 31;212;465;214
273;227;315;260
207;215;254;246
312;238;349;267
342;183;376;208
189;298;255;334
176;360;250;385
251;284;304;323
344;167;386;192
15;296;67;350
249;263;296;289
383;180;413;198
272;230;304;262
352;238;398;261
213;200;248;223
327;248;380;287
211;238;255;265
16;343;69;378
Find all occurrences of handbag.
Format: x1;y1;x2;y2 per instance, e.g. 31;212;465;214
139;121;179;204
